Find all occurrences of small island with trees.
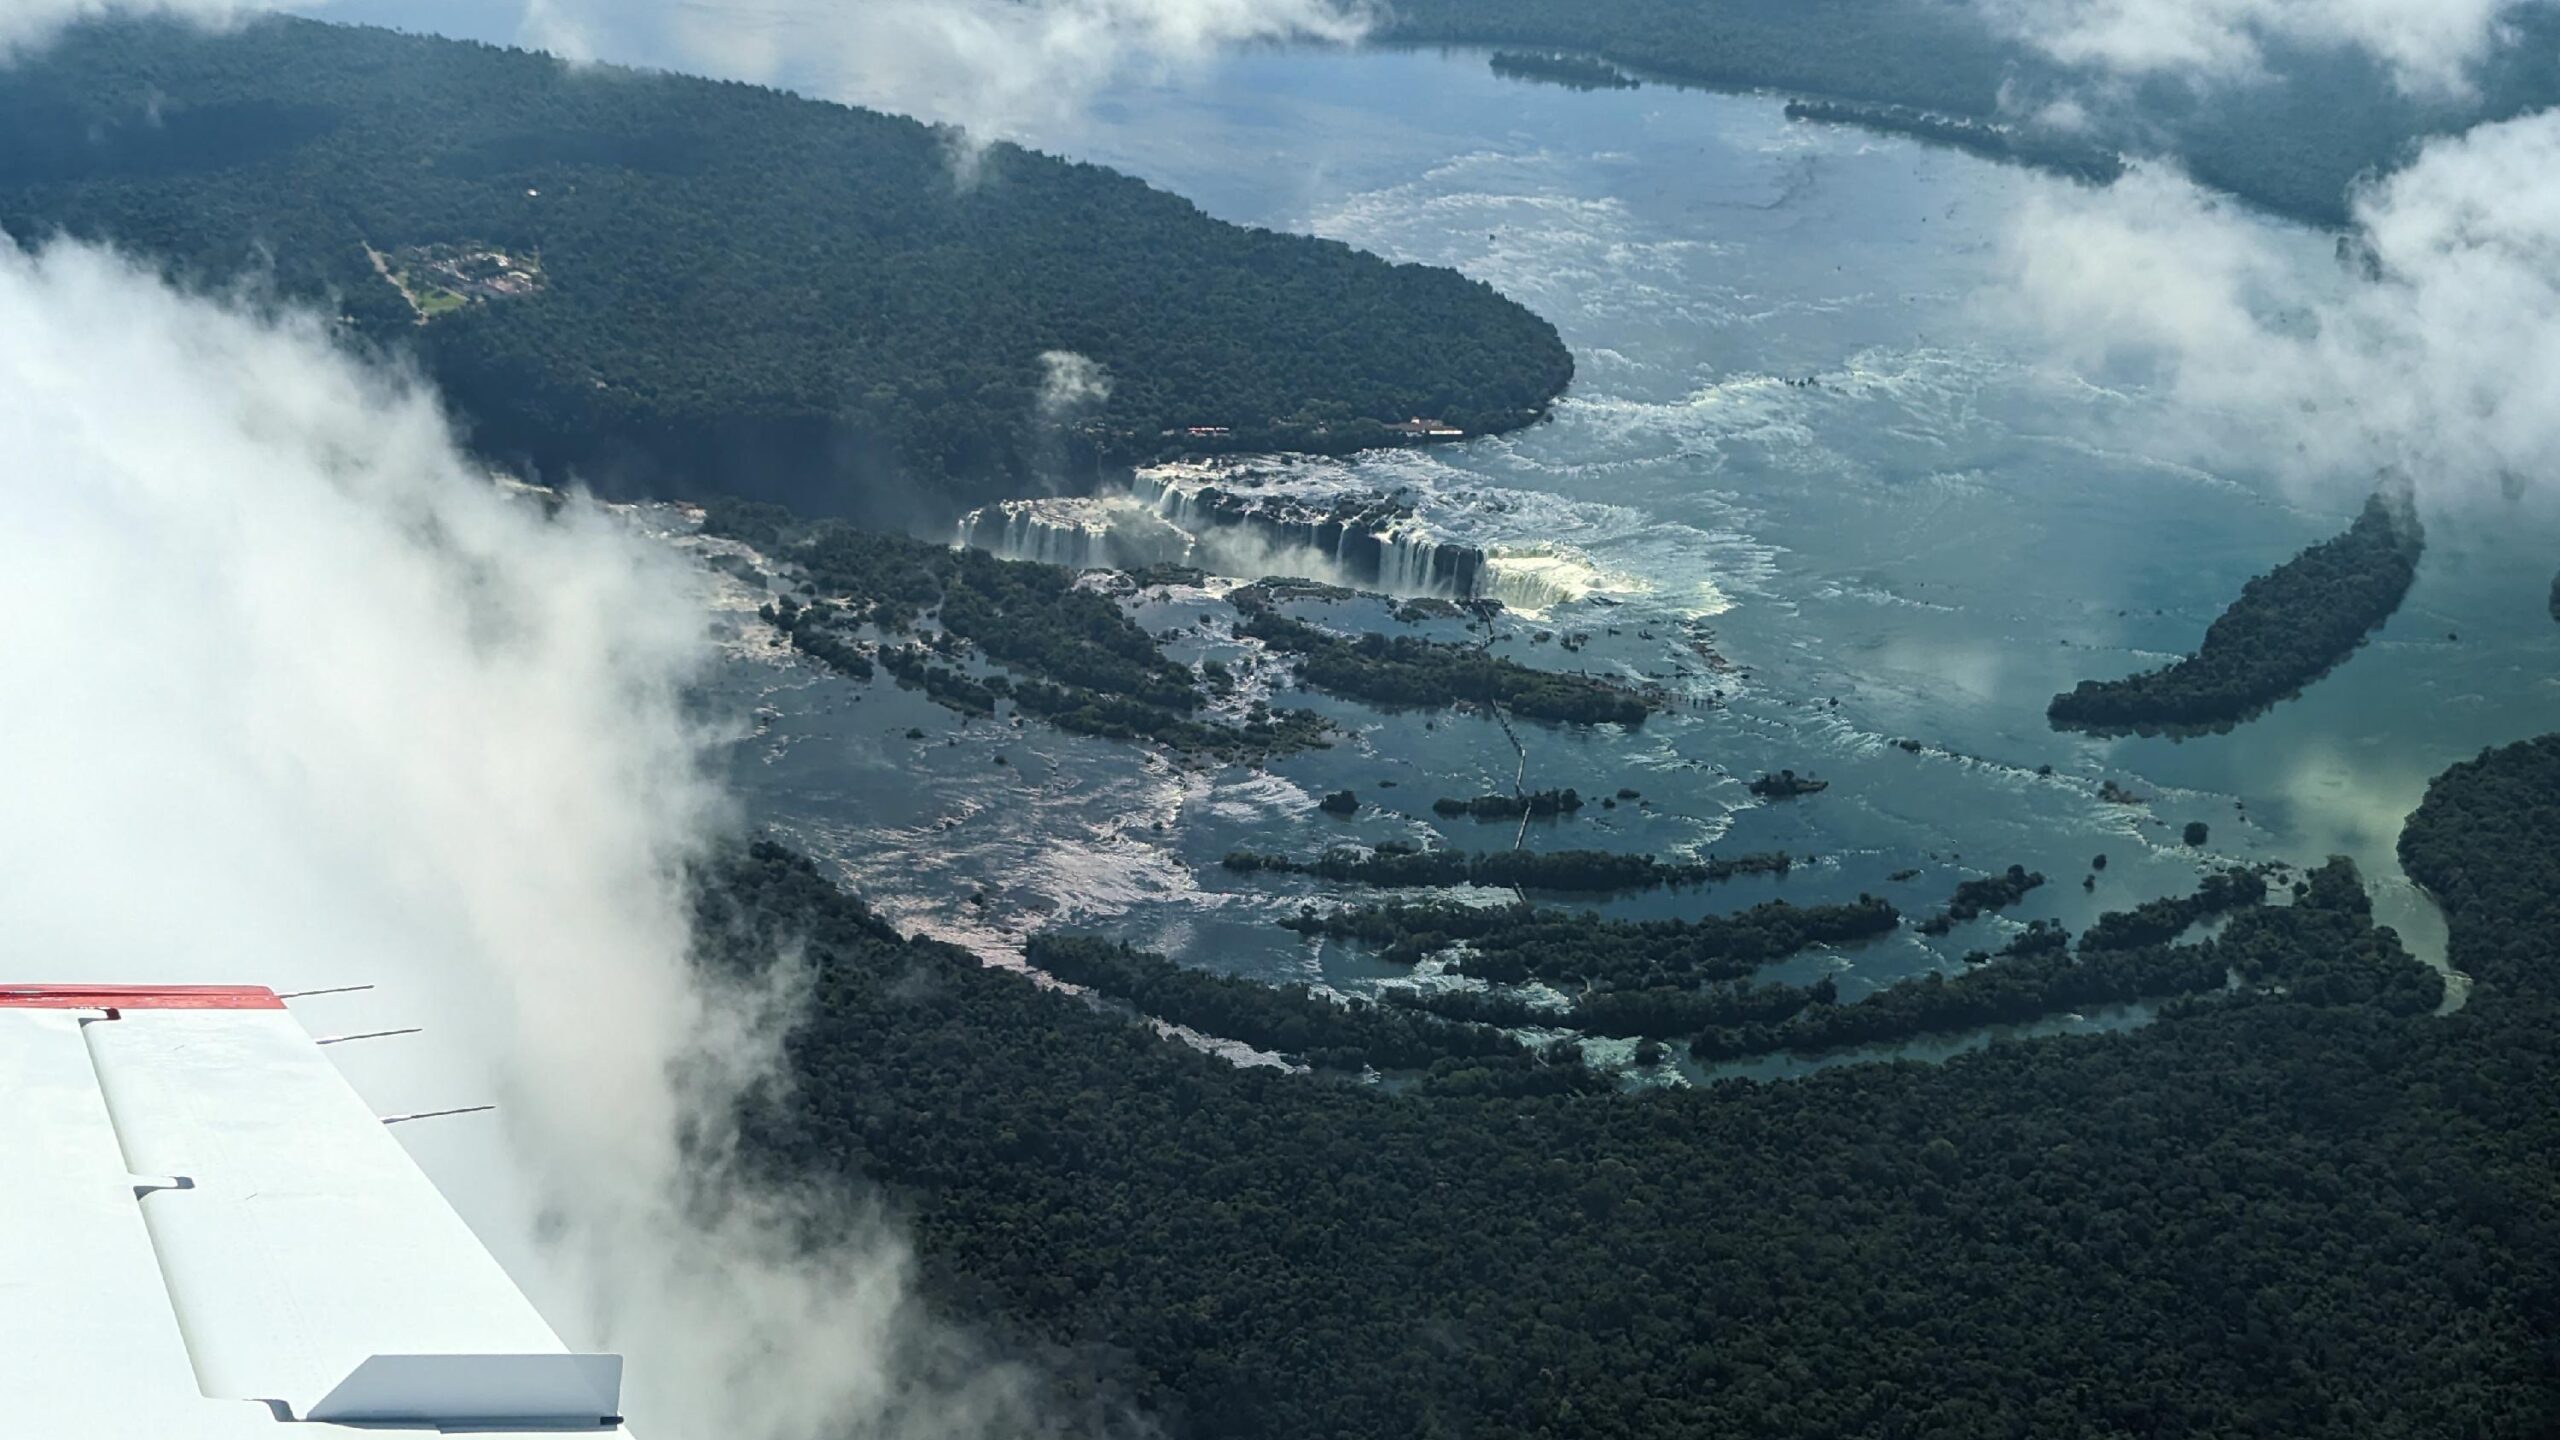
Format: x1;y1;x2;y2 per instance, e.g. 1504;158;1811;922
1748;769;1830;799
1917;864;2046;935
1433;788;1585;819
1691;858;2435;1060
2048;490;2424;733
1783;99;2126;185
1238;599;1653;726
1225;844;1791;894
1490;50;1642;90
1023;934;1589;1088
1285;893;1896;987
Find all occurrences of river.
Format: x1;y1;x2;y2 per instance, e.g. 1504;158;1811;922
304;15;2560;1061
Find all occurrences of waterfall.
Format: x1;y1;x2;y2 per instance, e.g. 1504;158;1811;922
959;465;1495;599
1480;544;1631;613
1377;524;1447;598
954;497;1193;571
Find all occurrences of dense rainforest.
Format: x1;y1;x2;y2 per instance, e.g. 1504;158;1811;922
1387;0;2560;225
2049;491;2424;732
703;730;2560;1440
1433;787;1585;818
0;18;1572;516
1490;51;1642;92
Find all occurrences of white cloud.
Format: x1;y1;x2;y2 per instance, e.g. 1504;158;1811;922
1038;349;1114;416
0;236;1041;1439
0;0;312;51
519;0;1370;144
1978;0;2549;96
4;0;1366;164
2002;111;2560;505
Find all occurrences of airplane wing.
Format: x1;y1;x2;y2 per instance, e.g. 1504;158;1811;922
0;985;625;1437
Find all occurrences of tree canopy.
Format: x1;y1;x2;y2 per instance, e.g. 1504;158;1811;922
0;18;1572;514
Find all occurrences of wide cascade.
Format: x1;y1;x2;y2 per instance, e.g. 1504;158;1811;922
953;497;1197;572
957;464;1487;597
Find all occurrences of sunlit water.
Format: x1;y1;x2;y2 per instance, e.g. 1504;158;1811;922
691;48;2560;1047
295;16;2557;1051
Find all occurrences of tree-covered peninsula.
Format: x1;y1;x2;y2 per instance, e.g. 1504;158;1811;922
2049;491;2424;733
0;18;1573;513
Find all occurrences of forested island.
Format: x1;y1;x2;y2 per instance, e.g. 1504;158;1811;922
1490;51;1642;91
1693;859;2437;1059
1433;788;1584;818
1388;0;2560;225
1916;863;2046;934
1747;768;1828;798
2049;492;2424;733
1225;844;1790;894
0;18;1572;514
708;500;1333;761
1238;602;1652;725
1022;935;1590;1088
1285;893;1897;987
699;724;2560;1436
1783;99;2124;184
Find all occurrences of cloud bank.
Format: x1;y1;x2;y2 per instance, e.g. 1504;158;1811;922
0;235;1045;1439
2004;111;2560;506
6;0;1366;161
518;0;1370;144
0;0;307;51
1978;0;2550;96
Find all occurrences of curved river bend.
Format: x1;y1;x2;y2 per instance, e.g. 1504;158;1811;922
695;48;2560;1066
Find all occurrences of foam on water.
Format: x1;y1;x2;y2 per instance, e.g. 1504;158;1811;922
955;495;1198;571
1480;542;1634;613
